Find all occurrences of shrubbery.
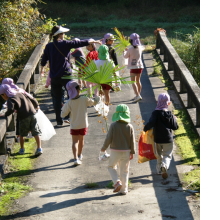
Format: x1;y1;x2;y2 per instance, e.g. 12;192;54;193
0;0;55;81
171;28;200;86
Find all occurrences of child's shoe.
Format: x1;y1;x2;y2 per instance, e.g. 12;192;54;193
113;181;122;193
35;148;43;156
19;148;25;155
73;159;82;165
78;154;83;161
161;167;168;179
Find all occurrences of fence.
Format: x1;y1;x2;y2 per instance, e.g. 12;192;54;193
156;31;200;136
0;35;49;171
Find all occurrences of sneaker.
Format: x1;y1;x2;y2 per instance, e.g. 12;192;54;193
119;191;127;195
63;119;70;124
113;181;122;193
78;154;83;161
35;148;43;156
56;122;63;127
19;148;25;155
161;167;168;179
134;95;142;102
156;164;162;174
73;159;82;165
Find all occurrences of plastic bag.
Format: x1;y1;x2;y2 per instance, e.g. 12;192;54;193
94;98;109;117
98;151;110;161
35;109;56;141
138;129;157;163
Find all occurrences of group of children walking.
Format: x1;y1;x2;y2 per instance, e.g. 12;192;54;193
0;25;179;196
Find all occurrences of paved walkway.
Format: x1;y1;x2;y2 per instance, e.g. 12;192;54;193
3;52;200;220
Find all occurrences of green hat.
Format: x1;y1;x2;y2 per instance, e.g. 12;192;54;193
112;104;130;123
98;45;109;60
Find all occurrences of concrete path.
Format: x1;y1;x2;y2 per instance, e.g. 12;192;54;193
2;52;200;220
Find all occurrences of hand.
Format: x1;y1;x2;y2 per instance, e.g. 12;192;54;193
124;48;128;51
45;85;49;88
130;154;133;160
100;149;105;152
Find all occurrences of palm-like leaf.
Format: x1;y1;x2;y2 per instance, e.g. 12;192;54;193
63;60;134;87
113;27;130;55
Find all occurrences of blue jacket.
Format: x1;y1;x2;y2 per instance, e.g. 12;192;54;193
41;40;89;78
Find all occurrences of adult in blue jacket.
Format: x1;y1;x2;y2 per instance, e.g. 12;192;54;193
40;25;100;126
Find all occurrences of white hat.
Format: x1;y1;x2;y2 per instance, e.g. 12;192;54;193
53;26;70;36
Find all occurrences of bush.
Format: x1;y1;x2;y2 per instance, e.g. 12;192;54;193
170;27;200;86
0;0;55;82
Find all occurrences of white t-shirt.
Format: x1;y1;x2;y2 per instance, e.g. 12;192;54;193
123;45;144;69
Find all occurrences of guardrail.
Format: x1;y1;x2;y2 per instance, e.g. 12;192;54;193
0;35;49;159
156;31;200;136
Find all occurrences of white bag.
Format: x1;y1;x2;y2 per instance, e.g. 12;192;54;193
94;98;109;117
98;151;110;161
35;109;56;141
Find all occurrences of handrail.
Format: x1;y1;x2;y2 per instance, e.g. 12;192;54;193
156;31;200;136
0;34;50;155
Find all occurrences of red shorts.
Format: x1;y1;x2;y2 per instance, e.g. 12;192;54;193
130;68;143;74
70;128;88;135
101;84;112;90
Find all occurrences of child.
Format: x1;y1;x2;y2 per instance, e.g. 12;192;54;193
101;104;135;195
2;78;34;140
61;80;100;165
123;33;144;102
71;38;87;89
0;84;43;155
84;40;99;97
143;93;179;179
95;45;115;105
102;33;118;66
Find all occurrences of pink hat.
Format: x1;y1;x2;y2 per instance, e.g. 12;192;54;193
129;33;141;46
0;84;17;97
2;78;19;89
66;80;79;99
102;33;116;44
155;93;171;110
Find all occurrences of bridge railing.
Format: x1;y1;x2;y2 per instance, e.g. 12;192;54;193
156;31;200;136
0;35;49;158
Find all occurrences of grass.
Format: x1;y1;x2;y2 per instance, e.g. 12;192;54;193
85;182;99;188
0;138;37;216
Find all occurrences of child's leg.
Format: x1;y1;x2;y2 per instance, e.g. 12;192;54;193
71;135;80;159
20;136;25;149
104;89;110;105
108;150;121;185
78;135;84;156
130;74;139;96
161;142;174;170
118;151;130;193
82;80;87;88
34;135;41;149
156;143;163;173
136;73;142;94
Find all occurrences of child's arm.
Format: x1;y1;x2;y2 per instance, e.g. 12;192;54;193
130;125;136;154
170;114;179;130
4;100;15;117
61;101;70;118
25;94;39;109
143;111;157;131
123;48;129;58
101;124;113;152
87;96;101;106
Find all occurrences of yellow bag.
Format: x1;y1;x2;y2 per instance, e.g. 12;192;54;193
138;129;157;163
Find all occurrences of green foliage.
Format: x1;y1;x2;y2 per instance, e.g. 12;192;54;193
170;28;200;86
62;59;134;95
0;0;56;81
113;27;130;55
